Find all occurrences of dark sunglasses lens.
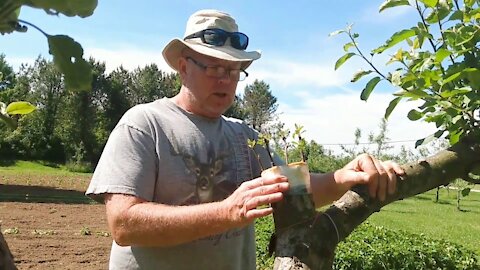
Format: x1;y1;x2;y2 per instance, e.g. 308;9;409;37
230;33;248;50
203;29;227;46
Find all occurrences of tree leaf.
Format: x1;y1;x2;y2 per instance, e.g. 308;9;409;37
419;0;439;8
360;77;381;101
335;53;355;70
435;48;451;63
448;129;463;145
47;35;93;92
5;101;36;115
461;188;471;197
343;42;355;52
384;97;402;120
407;109;423;120
379;0;410;13
329;29;345;37
415;130;444;148
442;71;462;85
351;70;372;82
26;0;98;18
440;88;471;98
372;29;416;54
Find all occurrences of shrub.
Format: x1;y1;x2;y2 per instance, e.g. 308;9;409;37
65;160;92;173
334;223;479;270
255;220;479;269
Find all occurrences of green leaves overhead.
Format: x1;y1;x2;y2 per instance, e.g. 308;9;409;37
335;53;356;70
0;0;98;34
372;28;416;54
379;0;410;13
25;0;98;18
360;77;381;101
333;0;480;147
48;35;92;91
1;0;97;92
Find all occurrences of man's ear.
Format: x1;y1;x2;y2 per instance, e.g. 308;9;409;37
178;57;188;78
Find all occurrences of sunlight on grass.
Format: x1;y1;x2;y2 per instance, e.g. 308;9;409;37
368;188;480;254
0;160;92;191
0;160;91;176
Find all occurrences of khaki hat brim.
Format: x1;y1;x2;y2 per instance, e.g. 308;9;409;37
162;38;261;72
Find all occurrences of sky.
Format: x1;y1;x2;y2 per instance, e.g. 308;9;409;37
0;1;439;154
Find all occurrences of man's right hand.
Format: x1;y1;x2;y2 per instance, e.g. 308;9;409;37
223;175;290;227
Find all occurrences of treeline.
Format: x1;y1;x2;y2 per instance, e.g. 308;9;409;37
0;54;181;170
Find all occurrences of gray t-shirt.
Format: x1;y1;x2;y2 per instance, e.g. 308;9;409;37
86;98;277;270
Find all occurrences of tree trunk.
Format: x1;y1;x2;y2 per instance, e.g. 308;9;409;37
0;230;17;270
273;137;480;270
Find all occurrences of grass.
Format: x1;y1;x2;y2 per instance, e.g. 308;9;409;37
0;160;92;191
0;160;90;176
367;187;480;254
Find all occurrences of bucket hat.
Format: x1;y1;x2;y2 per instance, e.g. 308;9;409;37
162;9;261;71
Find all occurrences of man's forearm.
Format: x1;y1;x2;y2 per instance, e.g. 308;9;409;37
106;194;236;247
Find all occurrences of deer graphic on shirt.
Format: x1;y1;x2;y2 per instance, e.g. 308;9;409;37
170;139;238;204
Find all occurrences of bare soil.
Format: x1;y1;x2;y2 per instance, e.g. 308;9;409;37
0;175;111;270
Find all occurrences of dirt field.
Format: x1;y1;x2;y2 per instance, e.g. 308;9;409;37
0;176;111;269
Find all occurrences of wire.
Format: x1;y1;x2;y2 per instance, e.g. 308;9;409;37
318;139;418;146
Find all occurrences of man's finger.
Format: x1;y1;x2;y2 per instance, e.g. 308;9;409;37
243;175;288;190
357;154;379;198
372;158;388;201
245;193;284;210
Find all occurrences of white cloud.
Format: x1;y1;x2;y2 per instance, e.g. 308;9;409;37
276;91;437;154
252;59;344;89
359;3;412;24
84;47;175;74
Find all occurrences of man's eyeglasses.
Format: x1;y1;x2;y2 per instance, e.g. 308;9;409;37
184;28;249;50
186;57;248;81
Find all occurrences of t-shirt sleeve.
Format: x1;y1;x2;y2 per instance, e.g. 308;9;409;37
85;123;158;203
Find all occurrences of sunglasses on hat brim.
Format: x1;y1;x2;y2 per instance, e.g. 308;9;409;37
184;28;249;50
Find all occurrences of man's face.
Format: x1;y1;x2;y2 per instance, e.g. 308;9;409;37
178;51;242;118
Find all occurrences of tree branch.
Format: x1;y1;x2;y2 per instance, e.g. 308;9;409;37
0;230;17;270
273;136;480;270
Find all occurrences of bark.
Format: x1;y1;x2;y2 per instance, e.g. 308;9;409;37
0;229;17;270
273;137;480;270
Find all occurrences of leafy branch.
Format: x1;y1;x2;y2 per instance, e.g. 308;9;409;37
0;0;98;92
331;0;480;148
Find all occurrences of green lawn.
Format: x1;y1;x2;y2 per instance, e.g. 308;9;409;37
367;188;480;254
0;160;92;192
0;160;89;176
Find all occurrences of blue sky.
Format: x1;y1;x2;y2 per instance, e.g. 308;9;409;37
1;1;438;154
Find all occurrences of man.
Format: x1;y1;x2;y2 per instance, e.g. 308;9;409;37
86;9;404;270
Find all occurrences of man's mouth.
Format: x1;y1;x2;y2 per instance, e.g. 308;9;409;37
214;93;227;98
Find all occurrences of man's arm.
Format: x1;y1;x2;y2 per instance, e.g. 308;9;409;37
310;153;405;207
105;175;289;247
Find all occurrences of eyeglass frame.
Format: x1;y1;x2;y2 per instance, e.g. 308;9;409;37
185;56;249;81
184;28;249;50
